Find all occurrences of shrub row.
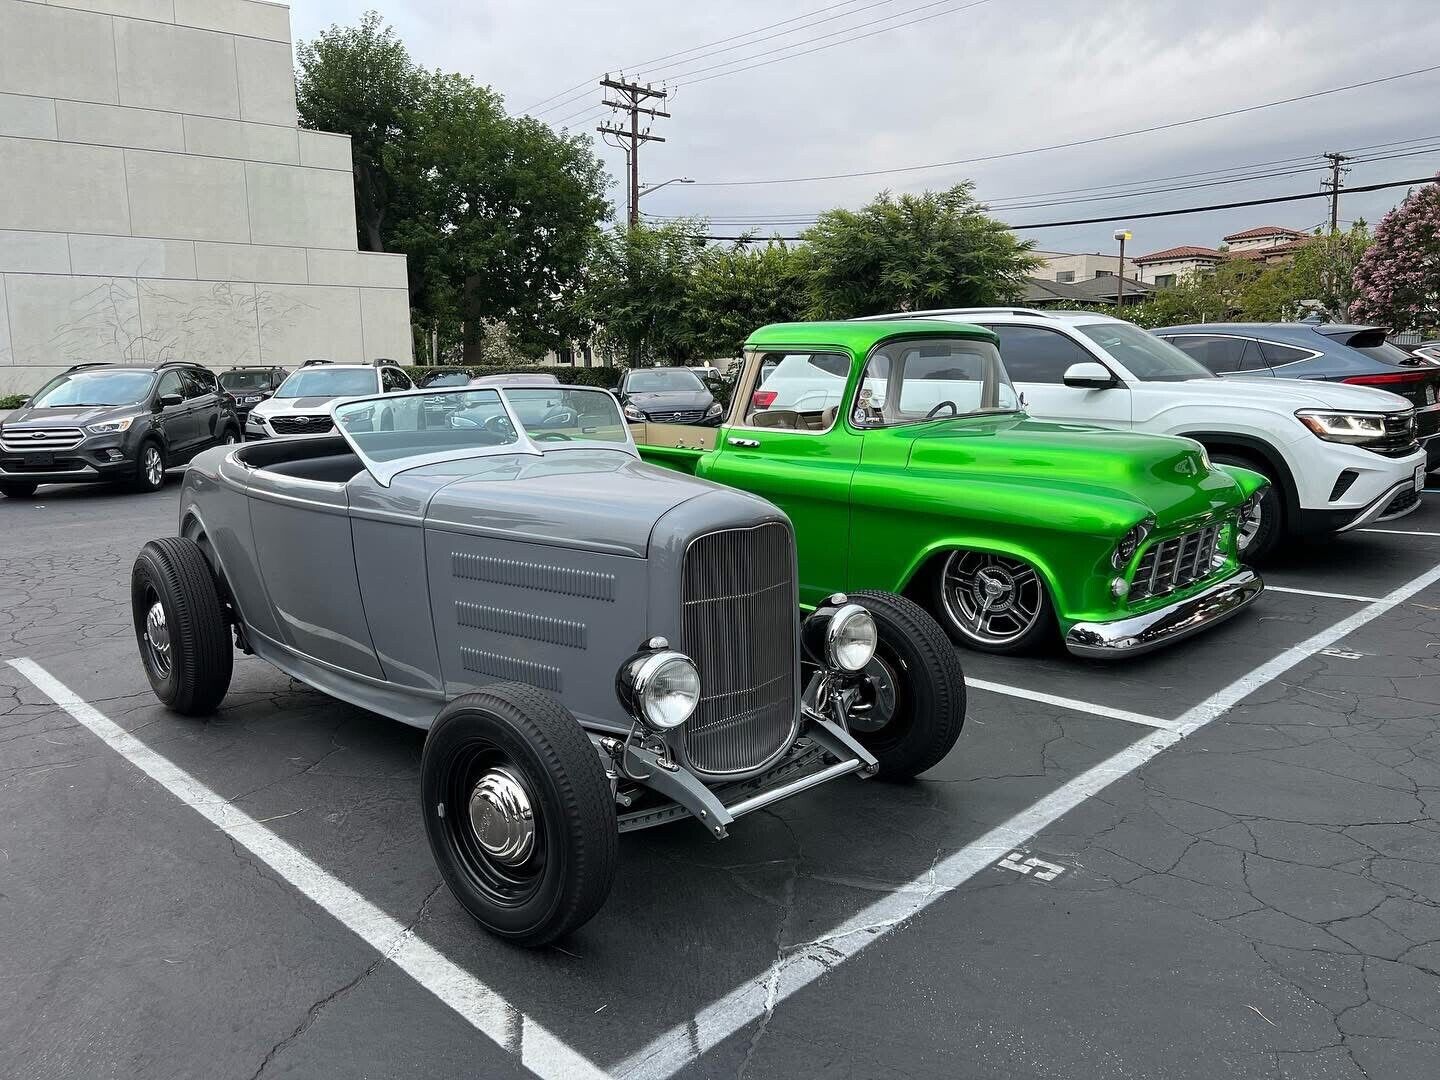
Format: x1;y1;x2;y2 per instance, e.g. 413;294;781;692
400;365;622;390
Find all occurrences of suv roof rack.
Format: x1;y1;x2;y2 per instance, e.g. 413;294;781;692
857;307;1054;321
372;357;401;367
301;358;335;367
154;359;197;369
63;361;112;373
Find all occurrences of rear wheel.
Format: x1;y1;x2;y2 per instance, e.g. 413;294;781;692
1210;453;1281;561
0;481;37;499
932;550;1054;654
131;537;233;715
422;685;617;947
847;591;967;779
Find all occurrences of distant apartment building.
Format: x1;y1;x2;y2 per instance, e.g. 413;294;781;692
1032;250;1137;283
1223;225;1310;265
1131;225;1312;287
1131;246;1226;286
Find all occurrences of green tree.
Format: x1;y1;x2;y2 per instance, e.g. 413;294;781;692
577;220;708;365
295;11;419;254
799;185;1037;317
685;241;807;358
1352;178;1440;330
1289;224;1370;320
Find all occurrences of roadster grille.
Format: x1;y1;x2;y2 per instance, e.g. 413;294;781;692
1129;524;1221;601
681;522;798;775
269;415;333;435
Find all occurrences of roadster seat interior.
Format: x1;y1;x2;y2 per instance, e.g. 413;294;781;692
236;438;364;483
263;454;366;483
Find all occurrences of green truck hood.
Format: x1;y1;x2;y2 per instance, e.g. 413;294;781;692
903;415;1245;531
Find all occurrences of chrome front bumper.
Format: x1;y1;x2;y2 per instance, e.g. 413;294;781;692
1065;569;1263;658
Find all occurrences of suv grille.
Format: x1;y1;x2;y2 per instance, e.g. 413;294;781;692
1;427;85;452
680;522;798;776
647;408;708;424
1364;413;1421;458
269;415;334;435
1130;524;1221;601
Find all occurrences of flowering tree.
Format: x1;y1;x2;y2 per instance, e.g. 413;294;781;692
1351;175;1440;330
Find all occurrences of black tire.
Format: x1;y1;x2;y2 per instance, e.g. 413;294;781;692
0;481;38;499
848;590;967;779
1211;453;1281;561
422;685;617;947
131;440;167;492
131;537;233;715
929;549;1055;655
220;426;241;446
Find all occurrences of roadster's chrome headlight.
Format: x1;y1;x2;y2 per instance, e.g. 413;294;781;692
617;648;700;731
802;596;877;673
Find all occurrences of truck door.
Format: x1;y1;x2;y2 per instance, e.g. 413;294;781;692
699;349;857;606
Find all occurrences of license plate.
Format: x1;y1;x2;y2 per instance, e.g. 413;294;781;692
26;452;54;466
1416;464;1427;493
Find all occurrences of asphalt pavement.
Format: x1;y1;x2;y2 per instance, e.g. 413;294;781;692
2;476;1439;1080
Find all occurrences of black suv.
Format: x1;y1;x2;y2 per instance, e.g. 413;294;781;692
0;361;241;498
218;365;289;422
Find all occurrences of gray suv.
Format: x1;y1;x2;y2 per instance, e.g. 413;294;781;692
0;361;240;498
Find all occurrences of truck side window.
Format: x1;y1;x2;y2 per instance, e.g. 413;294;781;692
741;351;848;432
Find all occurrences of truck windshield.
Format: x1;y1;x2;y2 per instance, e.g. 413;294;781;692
30;370;155;407
853;339;1019;427
1076;323;1214;382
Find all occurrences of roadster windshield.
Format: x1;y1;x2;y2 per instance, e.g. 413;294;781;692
854;338;1018;427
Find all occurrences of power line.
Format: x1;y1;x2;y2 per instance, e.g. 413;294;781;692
688;62;1440;186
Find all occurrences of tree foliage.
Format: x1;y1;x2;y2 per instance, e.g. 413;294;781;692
1352;177;1440;330
799;185;1037;317
687;241;808;357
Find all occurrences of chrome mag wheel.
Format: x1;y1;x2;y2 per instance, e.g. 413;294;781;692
1236;501;1263;553
443;744;546;909
142;593;172;678
940;551;1045;647
143;445;164;488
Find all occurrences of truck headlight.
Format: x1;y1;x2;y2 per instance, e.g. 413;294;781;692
86;417;134;434
802;596;877;673
616;648;700;731
1295;410;1394;444
1111;517;1154;569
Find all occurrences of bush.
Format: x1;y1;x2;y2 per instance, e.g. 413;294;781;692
0;394;28;410
400;365;621;390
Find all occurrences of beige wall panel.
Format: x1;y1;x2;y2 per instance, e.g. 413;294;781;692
124;149;250;243
193;241;307;284
0;92;58;139
246;162;356;249
257;284;363;362
115;19;239;118
69;234;197;279
56;100;186;153
137;277;262;365
0;230;72;274
0;2;118;103
0;137;130;234
235;36;296;126
3;273;145;366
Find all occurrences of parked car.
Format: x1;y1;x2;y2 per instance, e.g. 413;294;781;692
1153;323;1440;470
246;361;413;439
415;368;473;389
617;367;724;426
218;365;289;423
469;372;561;387
0;361;240;498
130;384;965;944
1410;341;1440;365
634;320;1266;657
868;310;1427;560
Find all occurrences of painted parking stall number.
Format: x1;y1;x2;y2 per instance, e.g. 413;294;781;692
997;850;1066;882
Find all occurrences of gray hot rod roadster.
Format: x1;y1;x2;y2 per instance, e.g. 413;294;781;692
130;385;966;944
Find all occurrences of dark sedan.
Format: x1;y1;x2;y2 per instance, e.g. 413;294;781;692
617;366;722;426
1154;323;1440;469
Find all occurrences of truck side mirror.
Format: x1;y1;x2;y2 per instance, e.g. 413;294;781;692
1062;362;1117;389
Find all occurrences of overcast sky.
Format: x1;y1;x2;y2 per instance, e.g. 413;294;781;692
290;0;1440;260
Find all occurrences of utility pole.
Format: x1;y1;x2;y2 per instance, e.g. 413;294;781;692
1113;229;1131;308
596;76;669;227
1322;152;1352;232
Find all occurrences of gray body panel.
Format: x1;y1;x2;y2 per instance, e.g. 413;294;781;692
179;440;789;744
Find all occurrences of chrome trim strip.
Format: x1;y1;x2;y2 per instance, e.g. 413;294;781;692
1337;477;1423;532
1065;570;1263;658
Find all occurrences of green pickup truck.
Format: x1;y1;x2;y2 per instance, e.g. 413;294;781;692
634;319;1267;658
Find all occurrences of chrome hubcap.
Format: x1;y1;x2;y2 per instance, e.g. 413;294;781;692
144;448;163;486
144;600;172;677
941;551;1043;645
1237;502;1263;552
467;766;535;867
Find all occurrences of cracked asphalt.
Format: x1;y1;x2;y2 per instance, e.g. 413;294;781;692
2;479;1438;1080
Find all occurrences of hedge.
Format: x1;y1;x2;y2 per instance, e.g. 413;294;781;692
0;394;27;410
401;365;622;390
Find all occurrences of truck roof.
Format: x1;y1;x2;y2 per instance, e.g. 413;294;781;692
744;319;997;353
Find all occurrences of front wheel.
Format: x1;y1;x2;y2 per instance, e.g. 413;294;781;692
131;441;167;492
131;537;233;714
846;590;967;779
421;685;617;947
1210;453;1281;561
932;550;1054;654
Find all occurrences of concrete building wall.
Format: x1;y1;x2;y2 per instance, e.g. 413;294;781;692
0;0;412;396
1033;251;1138;283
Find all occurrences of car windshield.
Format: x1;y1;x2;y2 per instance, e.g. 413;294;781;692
626;369;703;392
334;389;520;468
219;370;273;391
504;388;629;443
419;371;470;388
29;369;155;407
853;338;1018;427
1077;323;1214;381
275;368;378;399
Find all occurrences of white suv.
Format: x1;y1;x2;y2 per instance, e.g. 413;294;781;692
246;361;413;440
864;309;1427;558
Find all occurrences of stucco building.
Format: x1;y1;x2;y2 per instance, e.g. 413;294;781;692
0;0;412;396
1032;249;1138;284
1131;245;1226;286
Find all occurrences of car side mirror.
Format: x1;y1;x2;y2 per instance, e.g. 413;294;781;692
158;393;184;408
1062;362;1117;390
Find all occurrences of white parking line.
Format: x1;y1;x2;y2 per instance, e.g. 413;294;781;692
1360;528;1440;537
6;658;608;1080
615;559;1440;1080
1264;584;1381;603
965;677;1179;732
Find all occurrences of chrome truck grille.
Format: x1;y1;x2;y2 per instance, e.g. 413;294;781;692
681;522;798;775
0;427;84;452
1130;524;1221;601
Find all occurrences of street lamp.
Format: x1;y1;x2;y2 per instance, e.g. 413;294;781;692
1113;229;1131;307
637;176;695;200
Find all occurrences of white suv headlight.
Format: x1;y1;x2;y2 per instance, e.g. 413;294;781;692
1295;410;1396;444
